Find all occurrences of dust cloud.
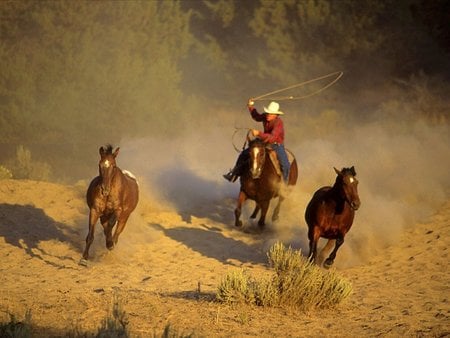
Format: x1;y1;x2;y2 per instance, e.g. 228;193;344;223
113;98;449;268
2;2;449;271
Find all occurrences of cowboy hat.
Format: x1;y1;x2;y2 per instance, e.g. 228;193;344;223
263;101;284;115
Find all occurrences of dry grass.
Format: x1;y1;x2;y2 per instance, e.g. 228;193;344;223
0;310;32;338
217;242;352;310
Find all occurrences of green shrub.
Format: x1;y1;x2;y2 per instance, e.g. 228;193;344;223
5;145;52;181
216;242;352;310
0;165;13;179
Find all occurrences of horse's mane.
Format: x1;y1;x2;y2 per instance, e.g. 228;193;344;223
249;137;266;148
102;144;114;155
334;167;356;188
341;167;357;177
331;167;356;214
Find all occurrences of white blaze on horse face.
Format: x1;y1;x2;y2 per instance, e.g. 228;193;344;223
103;160;111;168
349;176;354;184
252;147;260;172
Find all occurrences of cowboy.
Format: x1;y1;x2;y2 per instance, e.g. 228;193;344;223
223;100;290;183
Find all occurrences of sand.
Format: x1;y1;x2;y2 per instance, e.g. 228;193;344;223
0;178;449;337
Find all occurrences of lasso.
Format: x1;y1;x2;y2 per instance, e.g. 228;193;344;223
231;71;343;152
252;71;343;102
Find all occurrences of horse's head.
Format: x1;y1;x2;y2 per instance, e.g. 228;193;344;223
248;138;266;179
334;166;361;210
98;145;119;196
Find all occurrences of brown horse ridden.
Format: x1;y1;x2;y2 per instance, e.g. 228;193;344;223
304;166;360;269
235;138;298;228
80;145;139;265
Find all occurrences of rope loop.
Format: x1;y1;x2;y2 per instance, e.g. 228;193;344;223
232;127;251;153
252;71;343;102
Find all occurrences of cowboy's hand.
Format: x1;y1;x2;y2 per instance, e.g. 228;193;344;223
251;129;260;137
247;98;255;109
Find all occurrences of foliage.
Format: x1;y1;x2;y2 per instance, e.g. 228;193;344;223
1;301;194;337
268;242;352;309
216;242;352;310
95;295;129;338
0;1;198;181
186;0;449;102
0;1;194;151
4;145;52;181
0;165;13;179
0;310;33;338
0;0;448;182
159;323;196;338
216;269;256;305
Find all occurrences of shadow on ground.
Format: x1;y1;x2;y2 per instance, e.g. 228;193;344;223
149;222;266;266
0;203;82;267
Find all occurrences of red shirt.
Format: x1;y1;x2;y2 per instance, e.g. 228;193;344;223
250;108;285;144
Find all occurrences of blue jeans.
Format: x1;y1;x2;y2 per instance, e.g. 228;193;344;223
233;144;290;182
271;143;290;182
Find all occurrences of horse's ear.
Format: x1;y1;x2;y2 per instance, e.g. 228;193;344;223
350;166;356;176
113;147;120;158
99;146;105;156
334;167;341;176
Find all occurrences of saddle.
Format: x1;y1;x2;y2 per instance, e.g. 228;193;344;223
267;147;295;178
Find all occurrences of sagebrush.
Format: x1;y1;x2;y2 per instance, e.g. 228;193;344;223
217;242;352;310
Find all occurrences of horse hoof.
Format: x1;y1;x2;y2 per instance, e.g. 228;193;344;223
258;221;265;228
323;259;334;269
235;220;243;227
106;242;115;250
79;258;88;267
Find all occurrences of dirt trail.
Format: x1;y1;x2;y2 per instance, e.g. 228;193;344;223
0;179;448;336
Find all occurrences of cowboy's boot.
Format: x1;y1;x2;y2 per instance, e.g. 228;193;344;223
223;167;238;182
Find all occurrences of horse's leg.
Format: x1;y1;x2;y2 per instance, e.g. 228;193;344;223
307;226;321;264
81;210;99;262
250;204;260;219
272;195;284;222
234;191;247;227
257;200;270;228
101;214;116;250
318;239;336;266
112;213;130;245
324;235;344;269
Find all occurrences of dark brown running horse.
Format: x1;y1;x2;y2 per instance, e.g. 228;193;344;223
304;166;360;269
235;137;298;228
80;145;139;265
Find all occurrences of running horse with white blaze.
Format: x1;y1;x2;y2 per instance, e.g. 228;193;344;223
234;135;298;228
80;145;139;265
304;166;361;268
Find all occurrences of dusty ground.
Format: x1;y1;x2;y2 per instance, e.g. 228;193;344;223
0;178;449;337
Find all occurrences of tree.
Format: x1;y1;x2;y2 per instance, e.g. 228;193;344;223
0;0;195;179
